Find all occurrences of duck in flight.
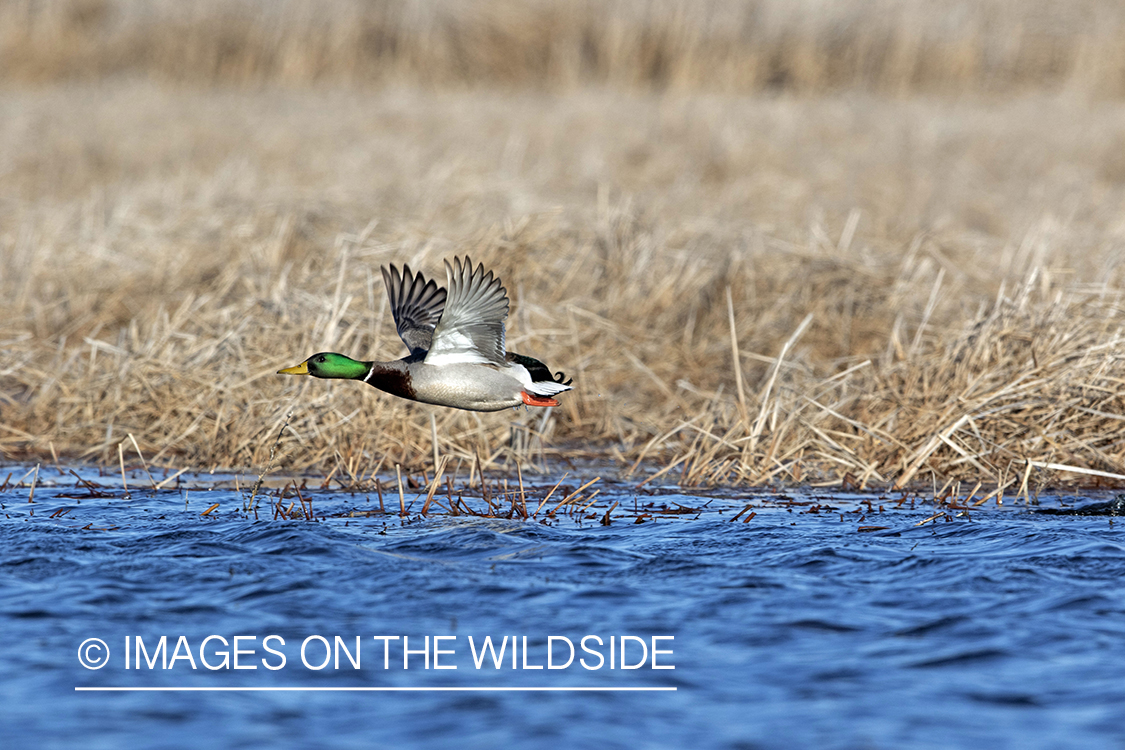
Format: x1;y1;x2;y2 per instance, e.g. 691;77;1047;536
278;257;573;412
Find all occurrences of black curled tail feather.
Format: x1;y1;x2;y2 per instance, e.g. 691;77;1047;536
506;352;573;386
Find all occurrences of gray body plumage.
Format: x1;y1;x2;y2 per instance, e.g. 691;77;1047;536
404;362;532;412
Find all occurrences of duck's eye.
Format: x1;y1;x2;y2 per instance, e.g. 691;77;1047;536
316;355;326;363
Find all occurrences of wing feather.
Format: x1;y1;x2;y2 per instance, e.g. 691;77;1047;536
381;263;447;356
424;257;509;366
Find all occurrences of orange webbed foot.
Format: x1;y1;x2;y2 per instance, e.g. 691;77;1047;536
521;392;559;407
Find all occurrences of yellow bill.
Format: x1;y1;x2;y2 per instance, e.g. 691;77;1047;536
277;361;310;375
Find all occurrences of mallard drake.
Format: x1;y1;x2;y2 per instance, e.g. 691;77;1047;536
278;257;573;412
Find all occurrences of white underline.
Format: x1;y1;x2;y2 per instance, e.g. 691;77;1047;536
76;686;676;692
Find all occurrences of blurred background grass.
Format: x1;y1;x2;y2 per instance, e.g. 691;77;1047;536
5;0;1125;95
3;0;1125;488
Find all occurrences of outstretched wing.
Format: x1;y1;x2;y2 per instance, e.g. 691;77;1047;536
424;257;509;367
381;263;447;356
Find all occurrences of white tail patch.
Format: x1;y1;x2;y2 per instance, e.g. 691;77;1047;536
513;363;573;396
524;379;572;396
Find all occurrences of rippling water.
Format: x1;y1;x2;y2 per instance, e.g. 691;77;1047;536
2;464;1124;748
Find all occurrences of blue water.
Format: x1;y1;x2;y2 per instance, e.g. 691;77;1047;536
2;465;1124;749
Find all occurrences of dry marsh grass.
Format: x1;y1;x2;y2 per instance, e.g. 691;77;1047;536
5;0;1125;490
5;0;1125;96
4;83;1125;490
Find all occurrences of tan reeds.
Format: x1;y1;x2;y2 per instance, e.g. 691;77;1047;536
6;199;1125;489
671;273;1125;489
4;9;1125;489
5;1;1125;96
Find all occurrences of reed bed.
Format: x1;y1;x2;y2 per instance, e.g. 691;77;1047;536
4;8;1125;489
4;0;1125;96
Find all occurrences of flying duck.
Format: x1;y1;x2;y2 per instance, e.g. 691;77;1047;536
278;257;572;411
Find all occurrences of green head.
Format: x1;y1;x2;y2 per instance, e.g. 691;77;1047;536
278;352;370;380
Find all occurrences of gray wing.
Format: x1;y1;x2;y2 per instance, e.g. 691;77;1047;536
381;263;447;356
424;257;509;367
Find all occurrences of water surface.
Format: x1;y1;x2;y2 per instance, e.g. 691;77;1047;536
2;464;1123;748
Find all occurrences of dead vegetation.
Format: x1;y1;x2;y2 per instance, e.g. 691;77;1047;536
5;0;1125;96
3;3;1125;490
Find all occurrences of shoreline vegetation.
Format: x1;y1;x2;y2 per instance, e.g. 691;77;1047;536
3;1;1125;491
